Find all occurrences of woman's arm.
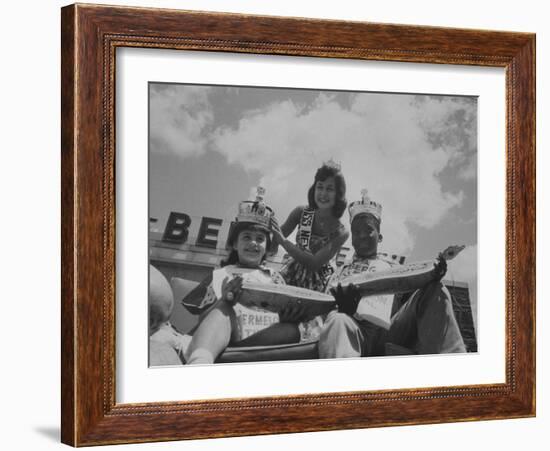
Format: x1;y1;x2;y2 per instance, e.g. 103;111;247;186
270;206;302;255
279;205;303;238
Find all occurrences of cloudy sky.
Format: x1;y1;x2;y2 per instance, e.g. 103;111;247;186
149;82;478;312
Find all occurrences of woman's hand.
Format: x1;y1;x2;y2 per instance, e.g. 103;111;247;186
279;301;306;324
220;275;243;306
330;283;361;316
270;216;285;246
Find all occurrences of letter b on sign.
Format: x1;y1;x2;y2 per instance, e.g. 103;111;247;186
162;212;191;244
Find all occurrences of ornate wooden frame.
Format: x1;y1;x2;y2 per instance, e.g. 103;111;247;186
61;3;535;446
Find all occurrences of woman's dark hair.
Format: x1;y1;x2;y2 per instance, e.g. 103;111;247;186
221;222;272;267
307;164;347;218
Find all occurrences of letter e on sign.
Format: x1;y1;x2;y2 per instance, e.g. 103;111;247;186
197;217;222;248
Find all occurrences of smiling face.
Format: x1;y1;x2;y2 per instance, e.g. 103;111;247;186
233;228;268;267
314;176;337;210
351;214;383;259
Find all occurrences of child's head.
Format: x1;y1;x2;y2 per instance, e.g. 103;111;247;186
307;162;347;218
223;222;271;267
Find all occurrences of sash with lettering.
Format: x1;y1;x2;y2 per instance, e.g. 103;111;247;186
297;207;315;249
297;208;334;286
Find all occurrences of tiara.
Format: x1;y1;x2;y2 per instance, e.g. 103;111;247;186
348;189;382;223
236;186;273;228
322;158;341;172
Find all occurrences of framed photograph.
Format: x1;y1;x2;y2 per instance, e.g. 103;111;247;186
61;3;535;446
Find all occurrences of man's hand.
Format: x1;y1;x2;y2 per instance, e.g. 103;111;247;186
330;283;361;316
279;302;307;324
433;255;448;281
440;244;465;261
221;276;243;306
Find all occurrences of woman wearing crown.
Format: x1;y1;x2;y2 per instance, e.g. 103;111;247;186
270;160;350;340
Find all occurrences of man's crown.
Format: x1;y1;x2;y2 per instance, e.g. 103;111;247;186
236;186;273;228
348;189;382;223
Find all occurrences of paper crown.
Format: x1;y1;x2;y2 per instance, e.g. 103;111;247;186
348;189;382;223
236;186;273;228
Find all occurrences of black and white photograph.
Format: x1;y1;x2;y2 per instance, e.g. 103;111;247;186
2;0;545;449
148;83;478;366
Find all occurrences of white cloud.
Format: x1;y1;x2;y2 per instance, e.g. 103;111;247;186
414;96;477;180
149;84;213;158
213;93;469;254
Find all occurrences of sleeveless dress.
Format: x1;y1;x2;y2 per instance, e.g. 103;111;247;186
280;207;345;340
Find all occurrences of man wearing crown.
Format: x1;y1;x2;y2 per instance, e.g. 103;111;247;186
318;190;466;358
